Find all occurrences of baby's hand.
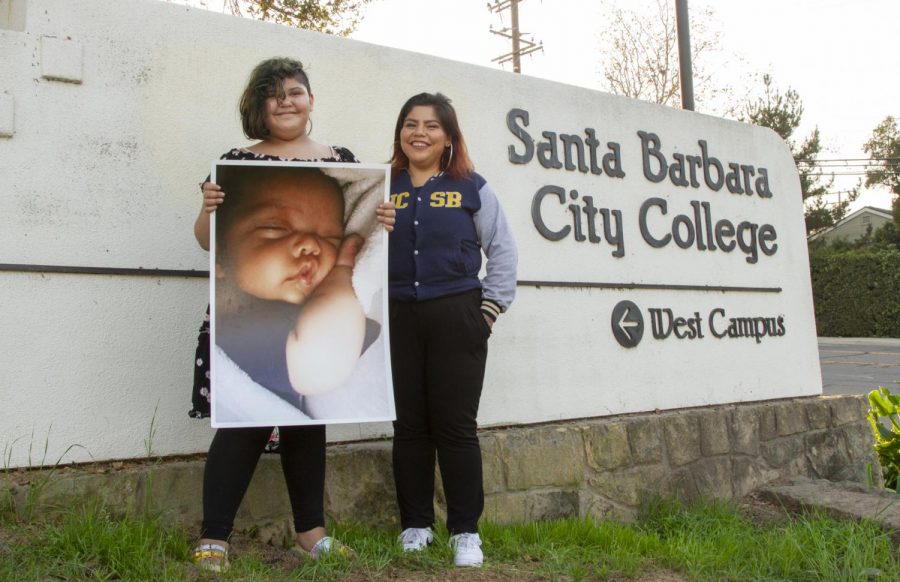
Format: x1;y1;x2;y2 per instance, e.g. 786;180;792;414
336;234;365;268
201;181;224;214
375;202;396;232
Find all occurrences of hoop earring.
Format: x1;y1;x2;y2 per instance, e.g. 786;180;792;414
443;143;453;170
306;117;313;136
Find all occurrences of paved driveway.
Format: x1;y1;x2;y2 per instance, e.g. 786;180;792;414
819;338;900;396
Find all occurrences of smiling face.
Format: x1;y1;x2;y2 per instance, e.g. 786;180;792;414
263;77;315;141
399;105;450;175
217;171;343;305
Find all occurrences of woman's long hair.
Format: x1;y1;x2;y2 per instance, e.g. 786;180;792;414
390;92;474;180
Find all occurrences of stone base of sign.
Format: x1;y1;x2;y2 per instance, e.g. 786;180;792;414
0;395;876;542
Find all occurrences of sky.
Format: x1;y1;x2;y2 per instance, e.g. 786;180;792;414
178;0;898;213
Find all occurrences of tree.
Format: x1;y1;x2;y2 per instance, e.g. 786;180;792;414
863;116;900;230
184;0;371;36
741;74;854;235
597;0;722;108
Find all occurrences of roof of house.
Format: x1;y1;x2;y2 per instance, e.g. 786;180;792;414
808;206;893;241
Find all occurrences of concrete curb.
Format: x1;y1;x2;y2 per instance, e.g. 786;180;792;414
758;476;900;543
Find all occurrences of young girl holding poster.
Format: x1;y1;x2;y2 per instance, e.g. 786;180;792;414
188;57;394;572
387;93;518;568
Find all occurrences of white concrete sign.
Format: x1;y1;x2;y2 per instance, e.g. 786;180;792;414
0;0;820;468
481;98;820;425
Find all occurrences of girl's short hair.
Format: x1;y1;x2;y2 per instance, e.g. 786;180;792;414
390;92;474;180
239;58;311;140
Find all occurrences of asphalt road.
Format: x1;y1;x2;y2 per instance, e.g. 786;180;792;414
819;338;900;396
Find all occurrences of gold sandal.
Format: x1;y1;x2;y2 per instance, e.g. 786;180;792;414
191;542;230;572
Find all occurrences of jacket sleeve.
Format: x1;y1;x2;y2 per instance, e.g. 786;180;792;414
473;180;518;315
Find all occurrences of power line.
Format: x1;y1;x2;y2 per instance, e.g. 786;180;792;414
795;156;899;179
799;162;899;168
798;157;900;163
800;172;899;177
798;162;898;169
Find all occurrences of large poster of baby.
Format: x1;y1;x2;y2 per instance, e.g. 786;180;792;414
210;161;394;427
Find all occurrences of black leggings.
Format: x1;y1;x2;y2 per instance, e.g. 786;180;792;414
200;425;326;540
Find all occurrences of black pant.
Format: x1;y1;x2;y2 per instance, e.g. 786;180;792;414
201;425;325;540
390;290;490;534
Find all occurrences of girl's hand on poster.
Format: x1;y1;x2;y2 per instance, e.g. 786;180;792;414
375;202;396;232
201;181;225;214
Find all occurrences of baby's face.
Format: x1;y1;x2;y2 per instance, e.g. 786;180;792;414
220;175;343;304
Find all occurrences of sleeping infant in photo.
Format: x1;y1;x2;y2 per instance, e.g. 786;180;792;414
214;166;380;419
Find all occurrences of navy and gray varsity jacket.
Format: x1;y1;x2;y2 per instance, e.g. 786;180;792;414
388;170;518;320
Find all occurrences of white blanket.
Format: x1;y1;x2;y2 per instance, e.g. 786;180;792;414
322;166;387;325
214;331;391;425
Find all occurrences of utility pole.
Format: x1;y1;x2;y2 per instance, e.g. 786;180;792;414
488;0;543;74
675;0;695;111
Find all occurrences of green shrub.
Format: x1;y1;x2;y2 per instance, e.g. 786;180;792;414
867;385;900;490
809;248;900;337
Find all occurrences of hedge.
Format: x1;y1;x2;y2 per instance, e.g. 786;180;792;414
809;248;900;337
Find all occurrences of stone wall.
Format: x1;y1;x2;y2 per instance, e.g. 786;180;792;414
479;394;874;524
1;395;876;538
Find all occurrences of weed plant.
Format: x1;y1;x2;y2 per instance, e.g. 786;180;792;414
3;427;90;522
868;385;900;490
0;496;898;581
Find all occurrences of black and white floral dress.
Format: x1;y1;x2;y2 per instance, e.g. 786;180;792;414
189;146;360;438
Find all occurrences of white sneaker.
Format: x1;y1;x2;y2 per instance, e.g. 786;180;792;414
450;532;483;567
398;527;434;552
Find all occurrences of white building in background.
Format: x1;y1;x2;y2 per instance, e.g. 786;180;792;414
808;206;894;244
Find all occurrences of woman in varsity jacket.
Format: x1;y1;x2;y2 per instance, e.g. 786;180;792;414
385;92;518;568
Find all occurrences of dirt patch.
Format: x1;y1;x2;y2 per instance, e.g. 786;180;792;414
739;491;792;527
633;570;686;582
226;533;305;569
222;534;687;581
339;565;547;581
226;534;545;580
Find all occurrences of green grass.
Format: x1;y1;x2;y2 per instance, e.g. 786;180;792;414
640;496;898;581
0;503;191;581
0;497;898;581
